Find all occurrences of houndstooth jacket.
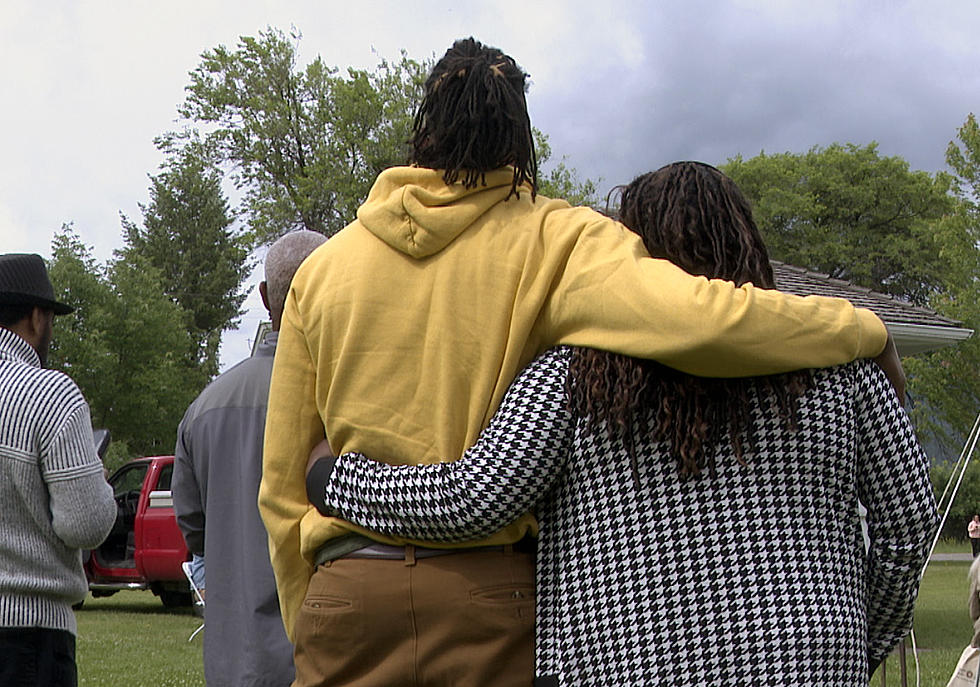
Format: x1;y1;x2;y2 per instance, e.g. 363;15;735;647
318;347;937;686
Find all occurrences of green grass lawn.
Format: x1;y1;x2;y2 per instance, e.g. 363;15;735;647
74;559;976;686
873;560;973;686
932;538;972;555
76;591;204;686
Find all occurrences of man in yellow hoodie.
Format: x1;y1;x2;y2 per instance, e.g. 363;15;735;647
259;37;893;686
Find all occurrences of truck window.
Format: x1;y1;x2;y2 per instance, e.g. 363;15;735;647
111;464;148;498
156;464;173;491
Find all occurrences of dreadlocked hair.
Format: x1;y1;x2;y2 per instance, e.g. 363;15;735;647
411;37;537;200
568;162;811;480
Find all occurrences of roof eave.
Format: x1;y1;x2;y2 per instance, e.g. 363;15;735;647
887;322;974;356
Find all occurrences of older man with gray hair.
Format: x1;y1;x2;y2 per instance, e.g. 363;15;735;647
173;230;326;687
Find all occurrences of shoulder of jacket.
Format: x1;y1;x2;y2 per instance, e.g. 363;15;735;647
23;366;86;406
185;358;272;418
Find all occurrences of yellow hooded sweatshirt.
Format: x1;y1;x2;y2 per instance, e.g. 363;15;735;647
259;166;887;638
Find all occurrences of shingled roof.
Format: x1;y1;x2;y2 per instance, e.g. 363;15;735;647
772;261;972;356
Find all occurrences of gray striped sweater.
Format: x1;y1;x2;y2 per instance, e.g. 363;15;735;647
0;327;115;634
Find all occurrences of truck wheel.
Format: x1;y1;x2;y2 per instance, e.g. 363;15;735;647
159;590;193;608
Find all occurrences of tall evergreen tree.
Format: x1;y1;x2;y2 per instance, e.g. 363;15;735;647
121;147;249;378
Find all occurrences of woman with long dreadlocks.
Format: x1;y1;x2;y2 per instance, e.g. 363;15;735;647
305;163;935;685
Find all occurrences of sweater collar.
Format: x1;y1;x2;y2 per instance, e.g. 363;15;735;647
0;327;41;368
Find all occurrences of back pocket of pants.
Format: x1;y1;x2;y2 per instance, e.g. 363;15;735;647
469;583;535;605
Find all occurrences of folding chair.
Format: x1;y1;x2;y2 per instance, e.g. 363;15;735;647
181;560;205;641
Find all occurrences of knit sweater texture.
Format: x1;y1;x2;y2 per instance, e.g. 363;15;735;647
259;165;888;637
0;327;115;635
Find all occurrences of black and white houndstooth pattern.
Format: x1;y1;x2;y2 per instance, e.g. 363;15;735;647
322;347;937;686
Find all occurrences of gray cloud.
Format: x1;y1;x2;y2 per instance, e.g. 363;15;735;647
533;0;979;193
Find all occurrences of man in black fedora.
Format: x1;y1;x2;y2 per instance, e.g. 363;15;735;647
0;253;116;687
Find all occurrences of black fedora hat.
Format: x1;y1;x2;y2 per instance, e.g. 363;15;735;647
0;253;74;315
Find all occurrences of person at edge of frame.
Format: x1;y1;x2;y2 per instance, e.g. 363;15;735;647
0;253;116;687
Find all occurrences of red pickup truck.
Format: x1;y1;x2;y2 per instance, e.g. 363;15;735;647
84;454;191;607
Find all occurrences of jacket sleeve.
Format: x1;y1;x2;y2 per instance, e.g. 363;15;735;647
539;210;888;377
853;360;938;671
43;400;116;550
312;348;574;541
258;291;324;641
172;414;205;556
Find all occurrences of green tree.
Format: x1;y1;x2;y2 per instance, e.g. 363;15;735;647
930;458;980;540
947;113;980;204
120;146;249;378
47;225;114;406
164;28;600;242
47;226;203;467
905;115;980;451
722;143;955;306
722;140;978;453
161;27;427;242
98;255;202;458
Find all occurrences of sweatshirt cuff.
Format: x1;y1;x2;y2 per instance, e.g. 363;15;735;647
856;308;889;357
306;456;338;515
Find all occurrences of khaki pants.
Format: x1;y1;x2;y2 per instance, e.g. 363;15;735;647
292;547;535;687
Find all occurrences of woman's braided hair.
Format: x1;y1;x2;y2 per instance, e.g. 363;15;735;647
411;37;537;200
568;162;810;479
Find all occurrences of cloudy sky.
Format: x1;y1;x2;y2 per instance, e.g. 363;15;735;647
2;0;977;369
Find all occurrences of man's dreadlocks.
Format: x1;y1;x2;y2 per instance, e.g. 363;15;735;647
568;162;810;480
411;37;537;200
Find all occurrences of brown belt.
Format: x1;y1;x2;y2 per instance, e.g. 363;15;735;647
314;533;536;566
341;542;508;560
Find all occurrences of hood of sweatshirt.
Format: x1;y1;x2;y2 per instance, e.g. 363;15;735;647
356;166;529;258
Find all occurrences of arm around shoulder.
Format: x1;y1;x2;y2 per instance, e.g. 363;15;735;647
543;215;888;376
870;331;906;404
315;348;575;541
